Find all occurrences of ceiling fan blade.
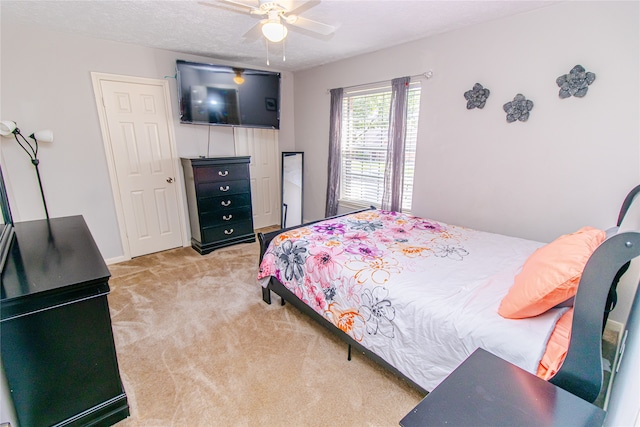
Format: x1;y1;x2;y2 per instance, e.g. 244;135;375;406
286;14;335;36
286;0;320;16
242;22;263;42
215;0;259;13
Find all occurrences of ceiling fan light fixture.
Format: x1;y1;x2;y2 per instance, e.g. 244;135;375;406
233;68;245;85
262;20;288;43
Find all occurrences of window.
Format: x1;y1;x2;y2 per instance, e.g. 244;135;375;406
340;83;420;211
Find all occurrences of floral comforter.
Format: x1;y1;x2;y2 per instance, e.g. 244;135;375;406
257;210;567;391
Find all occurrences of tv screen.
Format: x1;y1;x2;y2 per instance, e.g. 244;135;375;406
176;60;280;129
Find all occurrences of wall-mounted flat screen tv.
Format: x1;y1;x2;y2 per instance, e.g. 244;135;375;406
176;60;280;129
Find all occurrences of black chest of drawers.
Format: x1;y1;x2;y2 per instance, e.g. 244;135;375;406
181;156;255;254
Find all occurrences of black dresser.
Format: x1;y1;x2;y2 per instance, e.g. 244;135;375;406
0;216;129;427
181;156;255;254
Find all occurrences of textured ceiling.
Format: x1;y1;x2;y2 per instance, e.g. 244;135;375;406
1;0;556;71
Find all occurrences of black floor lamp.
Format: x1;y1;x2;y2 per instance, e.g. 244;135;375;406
0;120;54;219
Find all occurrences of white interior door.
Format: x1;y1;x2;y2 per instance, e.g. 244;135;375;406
93;74;185;258
234;128;280;229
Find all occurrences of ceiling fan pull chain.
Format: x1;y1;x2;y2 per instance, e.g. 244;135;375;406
283;37;286;62
266;39;270;66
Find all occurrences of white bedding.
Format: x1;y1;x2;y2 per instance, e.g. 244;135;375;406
258;210;567;391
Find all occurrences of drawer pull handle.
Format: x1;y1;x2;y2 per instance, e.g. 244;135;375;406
221;200;232;207
218;170;229;177
223;214;233;221
220;185;230;192
224;229;234;235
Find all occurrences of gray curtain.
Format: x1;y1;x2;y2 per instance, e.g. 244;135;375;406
381;77;410;212
325;88;343;217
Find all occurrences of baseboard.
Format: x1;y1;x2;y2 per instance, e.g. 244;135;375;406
105;255;129;265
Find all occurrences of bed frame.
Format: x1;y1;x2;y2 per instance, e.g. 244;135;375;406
258;186;640;402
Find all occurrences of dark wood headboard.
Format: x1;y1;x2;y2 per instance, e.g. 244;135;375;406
617;184;640;227
551;185;640;402
551;230;640;402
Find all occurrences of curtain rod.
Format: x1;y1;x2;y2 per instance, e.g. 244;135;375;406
329;70;434;94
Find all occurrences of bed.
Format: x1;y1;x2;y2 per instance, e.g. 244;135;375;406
257;185;640;402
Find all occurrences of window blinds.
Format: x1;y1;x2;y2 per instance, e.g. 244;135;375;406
340;83;420;211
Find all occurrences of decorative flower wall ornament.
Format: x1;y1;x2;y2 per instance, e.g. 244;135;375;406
556;65;596;99
503;94;534;123
464;83;490;109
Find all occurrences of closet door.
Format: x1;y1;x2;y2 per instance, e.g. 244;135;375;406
233;128;280;229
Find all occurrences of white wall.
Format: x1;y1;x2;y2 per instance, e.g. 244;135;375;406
295;1;639;244
0;21;294;260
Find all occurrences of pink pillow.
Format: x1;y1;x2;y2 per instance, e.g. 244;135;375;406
537;308;573;380
498;226;606;319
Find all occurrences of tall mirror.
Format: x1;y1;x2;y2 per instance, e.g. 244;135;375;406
281;152;303;228
0;164;14;272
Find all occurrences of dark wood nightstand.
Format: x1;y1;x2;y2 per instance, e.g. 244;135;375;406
400;348;605;427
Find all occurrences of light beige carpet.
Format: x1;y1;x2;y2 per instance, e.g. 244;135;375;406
108;239;423;426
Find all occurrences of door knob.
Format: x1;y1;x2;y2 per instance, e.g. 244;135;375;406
166;177;174;183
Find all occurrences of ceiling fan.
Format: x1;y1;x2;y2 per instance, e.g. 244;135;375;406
216;0;336;43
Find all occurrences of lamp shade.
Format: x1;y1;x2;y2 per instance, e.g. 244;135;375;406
0;120;17;136
30;129;54;143
262;21;288;43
